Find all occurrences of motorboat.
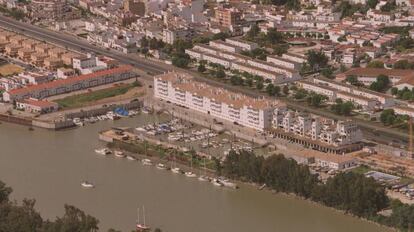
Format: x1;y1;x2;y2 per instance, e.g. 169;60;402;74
141;159;153;166
126;155;136;161
185;171;197;178
135;127;146;132
114;150;125;158
73;118;84;126
94;148;112;155
81;181;94;188
211;178;223;187
198;175;209;181
106;111;120;120
156;163;167;170
171;167;181;174
219;178;238;189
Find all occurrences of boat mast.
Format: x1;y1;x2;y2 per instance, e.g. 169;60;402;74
143;206;146;227
137;207;140;225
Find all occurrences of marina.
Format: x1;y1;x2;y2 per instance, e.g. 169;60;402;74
0;115;392;232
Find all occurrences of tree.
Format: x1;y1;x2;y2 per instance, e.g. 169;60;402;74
367;60;384;68
394;60;414;69
215;69;226;79
367;0;378;8
230;75;243;85
306;50;328;71
0;180;11;204
246;24;260;40
282;85;289;95
171;53;190;68
256;81;264;90
140;37;149;48
321;67;333;79
346;75;359;85
197;63;206;73
380;109;396;125
369;74;390;92
391;87;398;95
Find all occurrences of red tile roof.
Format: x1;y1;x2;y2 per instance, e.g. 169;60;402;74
7;65;133;96
19;98;58;108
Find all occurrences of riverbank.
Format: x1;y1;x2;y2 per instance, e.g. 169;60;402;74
101;141;396;232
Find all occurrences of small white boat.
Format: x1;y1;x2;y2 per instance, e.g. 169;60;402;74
126;155;136;161
114;150;125;158
212;178;223;187
94;148;112;155
171;167;181;174
219;178;238;189
136;127;146;132
81;181;94;188
106;111;120;120
198;175;209;181
185;171;197;178
141;159;153;166
156;163;167;170
73;118;84;126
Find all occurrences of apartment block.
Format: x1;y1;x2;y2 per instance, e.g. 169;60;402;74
154;72;285;131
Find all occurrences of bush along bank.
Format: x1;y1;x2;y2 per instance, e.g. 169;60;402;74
221;150;414;232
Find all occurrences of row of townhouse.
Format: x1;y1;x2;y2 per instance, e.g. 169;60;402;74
186;43;301;83
298;77;395;110
0;29;81;69
3;65;135;102
153;72;285;131
273;109;362;147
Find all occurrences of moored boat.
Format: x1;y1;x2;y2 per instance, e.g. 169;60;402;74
171;167;181;174
81;181;94;188
185;171;197;178
156;163;167;170
94;148;112;155
141;159;153;166
126;155;137;161
114;150;125;158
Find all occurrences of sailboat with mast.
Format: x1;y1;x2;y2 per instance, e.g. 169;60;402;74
171;154;181;174
185;156;197;177
136;206;151;232
198;157;209;181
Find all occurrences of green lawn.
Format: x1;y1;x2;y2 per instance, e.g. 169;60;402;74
54;83;137;109
350;165;373;175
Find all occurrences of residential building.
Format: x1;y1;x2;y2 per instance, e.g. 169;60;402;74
3;65;135;102
16;98;59;114
153;72;285;131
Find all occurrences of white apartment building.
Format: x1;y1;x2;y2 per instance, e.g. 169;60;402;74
273;111;362;146
312;77;395;108
298;80;378;111
266;55;302;70
394;106;414;118
282;52;306;64
209;40;241;53
224;37;259;51
154;72;285;131
186;43;301;83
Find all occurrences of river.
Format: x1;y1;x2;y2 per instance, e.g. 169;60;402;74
0;116;392;232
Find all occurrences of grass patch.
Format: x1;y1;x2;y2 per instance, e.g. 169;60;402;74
350;165;373;175
54;82;139;109
0;64;23;76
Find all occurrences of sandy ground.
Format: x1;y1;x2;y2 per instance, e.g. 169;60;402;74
0;63;23;76
387;190;414;205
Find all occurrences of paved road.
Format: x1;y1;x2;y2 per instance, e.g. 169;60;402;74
0;15;169;75
0;15;409;146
